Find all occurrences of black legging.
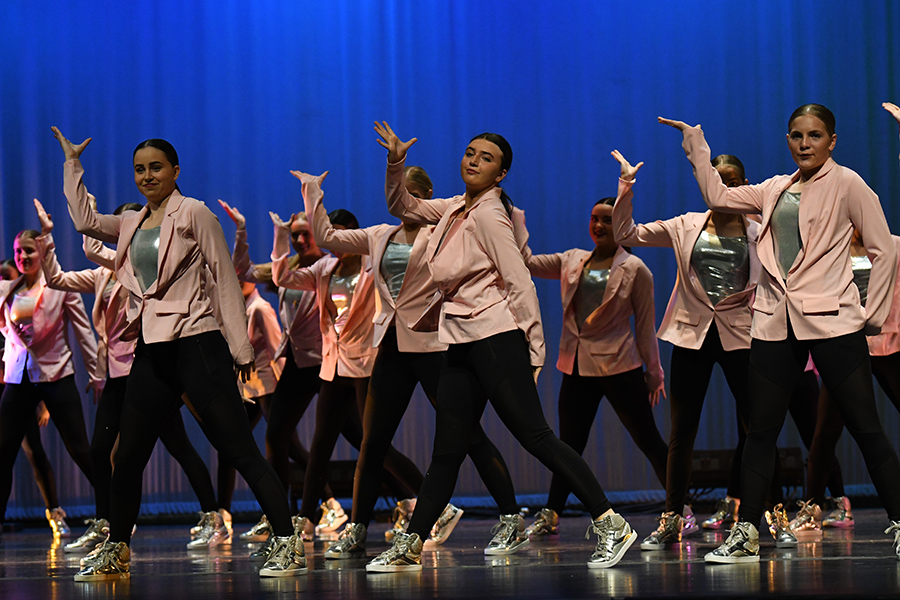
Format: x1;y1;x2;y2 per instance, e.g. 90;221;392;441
297;372;421;519
739;325;900;529
20;413;60;510
666;323;750;513
0;373;93;520
108;331;293;542
352;327;518;525
408;330;611;539
92;375;217;519
545;364;667;513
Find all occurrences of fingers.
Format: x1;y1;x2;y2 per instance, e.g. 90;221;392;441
610;149;626;165
289;170;303;181
634;161;645;173
269;211;284;227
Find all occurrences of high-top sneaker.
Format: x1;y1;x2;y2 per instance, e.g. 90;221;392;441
525;508;560;539
315;498;348;537
241;515;272;542
586;513;637;568
46;507;71;539
74;541;130;581
65;518;110;553
788;499;823;541
701;497;739;530
259;534;307;577
704;522;760;563
366;532;424;573
385;498;416;542
823;496;854;529
324;522;367;559
186;510;230;549
484;513;529;555
765;504;797;548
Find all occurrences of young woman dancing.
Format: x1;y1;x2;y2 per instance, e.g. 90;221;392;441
660;104;900;563
366;122;637;572
52;127;305;580
293;167;519;558
518;196;668;541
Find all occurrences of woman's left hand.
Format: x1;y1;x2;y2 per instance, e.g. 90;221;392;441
289;170;329;187
885;102;900;129
235;360;256;383
611;150;644;182
86;379;105;404
36;401;50;427
34;198;53;234
648;384;666;407
269;211;296;229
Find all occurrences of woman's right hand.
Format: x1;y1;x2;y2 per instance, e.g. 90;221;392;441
218;200;247;230
374;121;417;163
51;126;91;160
885;102;900;129
33;198;53;234
658;117;700;132
269;211;296;229
611;150;644;182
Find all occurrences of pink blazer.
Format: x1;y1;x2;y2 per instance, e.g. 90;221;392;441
241;289;284;398
384;158;545;367
681;128;897;341
301;178;446;354
37;233;134;380
0;274;100;385
232;228;323;369
613;178;760;352
525;242;664;387
868;236;900;356
63;159;253;364
271;227;377;381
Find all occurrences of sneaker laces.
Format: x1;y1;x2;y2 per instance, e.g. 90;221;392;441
884;522;900;539
489;518;514;545
586;517;615;559
266;537;292;567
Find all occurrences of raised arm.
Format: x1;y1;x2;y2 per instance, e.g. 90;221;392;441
270;213;318;291
83;235;116;271
630;261;665;406
33;199;98;294
886;102;900;168
293;170;370;255
609;152;675;248
51;127;122;243
218;200;274;284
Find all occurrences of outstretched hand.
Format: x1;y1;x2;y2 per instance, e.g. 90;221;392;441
610;150;644;182
269;211;296;229
374;121;417;163
885;102;900;129
289;170;329;187
658;117;700;132
33;198;53;234
218;199;246;230
51;126;91;160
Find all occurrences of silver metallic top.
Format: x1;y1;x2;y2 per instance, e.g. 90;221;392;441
131;227;161;293
574;266;609;328
851;254;872;306
691;230;750;306
329;271;360;336
771;190;802;279
380;241;413;302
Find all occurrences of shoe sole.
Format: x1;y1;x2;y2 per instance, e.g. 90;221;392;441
366;563;423;573
74;572;130;582
704;553;760;564
823;521;855;529
429;509;464;546
588;530;637;569
259;567;308;577
324;549;366;559
186;533;230;550
240;534;270;542
775;540;798;548
484;538;530;555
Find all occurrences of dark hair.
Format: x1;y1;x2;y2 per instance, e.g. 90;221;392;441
404;166;433;198
593;197;616;209
328;208;359;230
134;139;181;192
114;202;144;215
711;154;746;181
0;259;18;275
469;132;514;217
788;104;836;137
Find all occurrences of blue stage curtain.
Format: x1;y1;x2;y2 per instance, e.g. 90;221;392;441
1;1;899;517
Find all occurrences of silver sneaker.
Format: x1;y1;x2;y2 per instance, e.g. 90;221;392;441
292;515;315;542
186;510;230;549
46;507;71;539
765;504;797;548
259;534;307;577
249;534;278;562
681;506;699;536
484;513;530;555
315;498;348;536
587;513;637;569
640;511;683;550
366;532;424;573
427;503;464;546
241;515;272;542
704;521;760;563
885;521;900;559
385;498;416;542
525;508;559;539
65;518;109;553
788;499;823;541
74;541;130;581
823;496;854;528
325;522;367;559
702;498;738;530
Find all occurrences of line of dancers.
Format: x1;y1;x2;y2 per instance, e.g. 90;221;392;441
0;101;898;580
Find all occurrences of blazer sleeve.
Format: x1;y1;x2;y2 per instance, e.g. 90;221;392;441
385;157;454;224
271;225;318;291
682;128;765;215
63;291;102;384
612;178;676;248
232;228;273;285
36;234;98;294
630;260;664;391
83;235;117;271
303;180;371;255
63;159;122;244
474;202;546;367
510;207;563;278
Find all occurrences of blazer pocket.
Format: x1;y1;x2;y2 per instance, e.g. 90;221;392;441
154;300;190;315
442;301;476;318
726;312;752;328
801;297;840;315
752;296;778;315
373;312;389;325
675;308;700;326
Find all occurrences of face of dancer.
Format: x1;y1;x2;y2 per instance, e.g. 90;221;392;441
406;181;432;200
787;114;836;177
290;218;319;258
13;237;40;279
460;138;507;195
133;147;180;204
0;263;19;281
589;203;617;254
715;165;747;188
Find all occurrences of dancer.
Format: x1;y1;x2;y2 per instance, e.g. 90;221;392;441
33;199;226;552
293;167;519;559
270;206;422;541
52;127;305;580
659;104;900;563
366;122;637;572
518;195;668;540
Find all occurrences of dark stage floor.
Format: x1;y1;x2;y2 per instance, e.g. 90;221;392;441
2;509;900;599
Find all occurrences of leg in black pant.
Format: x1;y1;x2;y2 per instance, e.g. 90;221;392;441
872;352;900;413
21;416;60;510
217;399;263;512
158;409;218;512
91;377;128;519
